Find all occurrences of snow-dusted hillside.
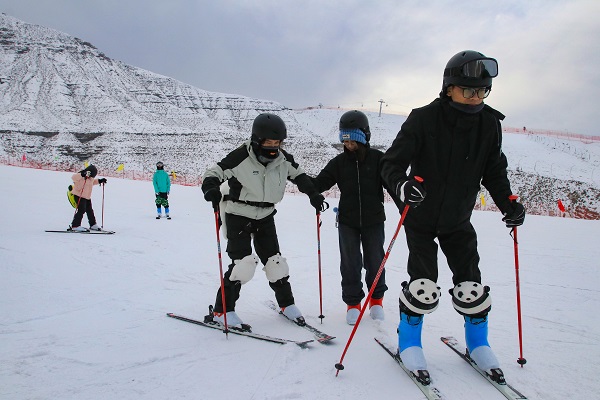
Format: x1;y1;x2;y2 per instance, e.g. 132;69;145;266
1;13;599;218
0;13;337;175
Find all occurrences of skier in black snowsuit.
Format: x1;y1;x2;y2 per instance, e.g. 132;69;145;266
311;110;397;325
380;50;525;384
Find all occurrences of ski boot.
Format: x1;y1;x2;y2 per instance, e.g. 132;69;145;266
465;315;504;384
398;312;431;385
346;304;360;325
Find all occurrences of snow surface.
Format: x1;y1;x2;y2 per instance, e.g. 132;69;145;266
1;164;599;400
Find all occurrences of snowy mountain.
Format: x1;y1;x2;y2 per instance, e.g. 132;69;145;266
0;13;599;218
0;13;337;175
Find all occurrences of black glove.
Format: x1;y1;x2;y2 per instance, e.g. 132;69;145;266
502;201;525;227
309;193;327;213
397;179;426;208
98;178;107;184
204;189;222;210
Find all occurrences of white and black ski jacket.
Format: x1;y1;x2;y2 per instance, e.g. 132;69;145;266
202;140;318;220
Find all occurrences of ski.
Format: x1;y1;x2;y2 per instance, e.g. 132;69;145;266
375;337;446;400
265;300;335;344
440;336;528;399
45;229;115;234
166;312;313;348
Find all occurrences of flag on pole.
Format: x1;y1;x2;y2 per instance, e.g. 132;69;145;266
480;193;486;207
116;164;124;172
171;171;177;180
557;199;565;213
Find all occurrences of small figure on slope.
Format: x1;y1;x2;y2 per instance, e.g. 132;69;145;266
68;164;107;232
153;161;171;219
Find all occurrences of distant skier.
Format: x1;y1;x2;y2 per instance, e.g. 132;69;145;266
311;110;397;325
153;161;171;219
68;164;107;232
201;113;326;328
380;50;526;384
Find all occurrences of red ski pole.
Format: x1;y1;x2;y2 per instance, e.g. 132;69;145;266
335;203;411;376
213;205;229;336
509;195;527;367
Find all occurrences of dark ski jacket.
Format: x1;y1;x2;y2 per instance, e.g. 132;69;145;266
312;145;394;229
380;98;513;234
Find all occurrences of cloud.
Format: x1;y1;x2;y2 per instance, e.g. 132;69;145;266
1;0;598;135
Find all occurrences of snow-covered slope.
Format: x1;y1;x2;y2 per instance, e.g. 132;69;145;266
1;165;599;399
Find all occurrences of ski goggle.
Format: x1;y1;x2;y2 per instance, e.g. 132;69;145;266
445;58;498;79
457;86;491;99
156;162;164;168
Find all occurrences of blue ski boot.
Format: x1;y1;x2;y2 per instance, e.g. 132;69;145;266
399;312;430;385
465;315;504;383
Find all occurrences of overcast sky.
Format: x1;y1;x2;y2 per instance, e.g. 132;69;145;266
1;0;598;136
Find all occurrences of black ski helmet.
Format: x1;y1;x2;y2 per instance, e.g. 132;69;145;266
83;164;98;177
339;110;371;142
442;50;498;92
251;113;287;145
156;161;164;169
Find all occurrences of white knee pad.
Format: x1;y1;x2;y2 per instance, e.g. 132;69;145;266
399;279;441;315
262;254;290;283
229;254;259;284
450;281;492;316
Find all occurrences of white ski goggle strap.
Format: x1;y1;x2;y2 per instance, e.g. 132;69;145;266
445;58;498;79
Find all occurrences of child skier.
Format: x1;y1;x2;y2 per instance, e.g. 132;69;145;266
311;110;396;325
201;113;326;328
153;161;171;219
68;164;107;232
380;50;525;385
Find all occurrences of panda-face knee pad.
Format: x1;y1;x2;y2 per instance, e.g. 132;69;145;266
450;281;492;316
399;279;441;315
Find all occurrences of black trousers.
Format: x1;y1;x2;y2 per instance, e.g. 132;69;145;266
71;196;97;228
404;222;481;286
213;211;295;313
338;222;388;305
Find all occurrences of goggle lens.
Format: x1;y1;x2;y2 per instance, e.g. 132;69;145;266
460;59;498;78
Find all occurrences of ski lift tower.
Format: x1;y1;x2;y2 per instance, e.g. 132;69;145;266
378;99;385;117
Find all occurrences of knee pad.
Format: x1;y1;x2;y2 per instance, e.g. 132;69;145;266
450;281;492;316
399;279;441;315
262;254;290;283
229;254;259;284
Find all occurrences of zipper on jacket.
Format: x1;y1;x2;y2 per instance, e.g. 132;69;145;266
356;159;362;228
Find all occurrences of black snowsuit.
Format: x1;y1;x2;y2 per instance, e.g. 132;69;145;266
312;144;394;305
380;98;514;285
